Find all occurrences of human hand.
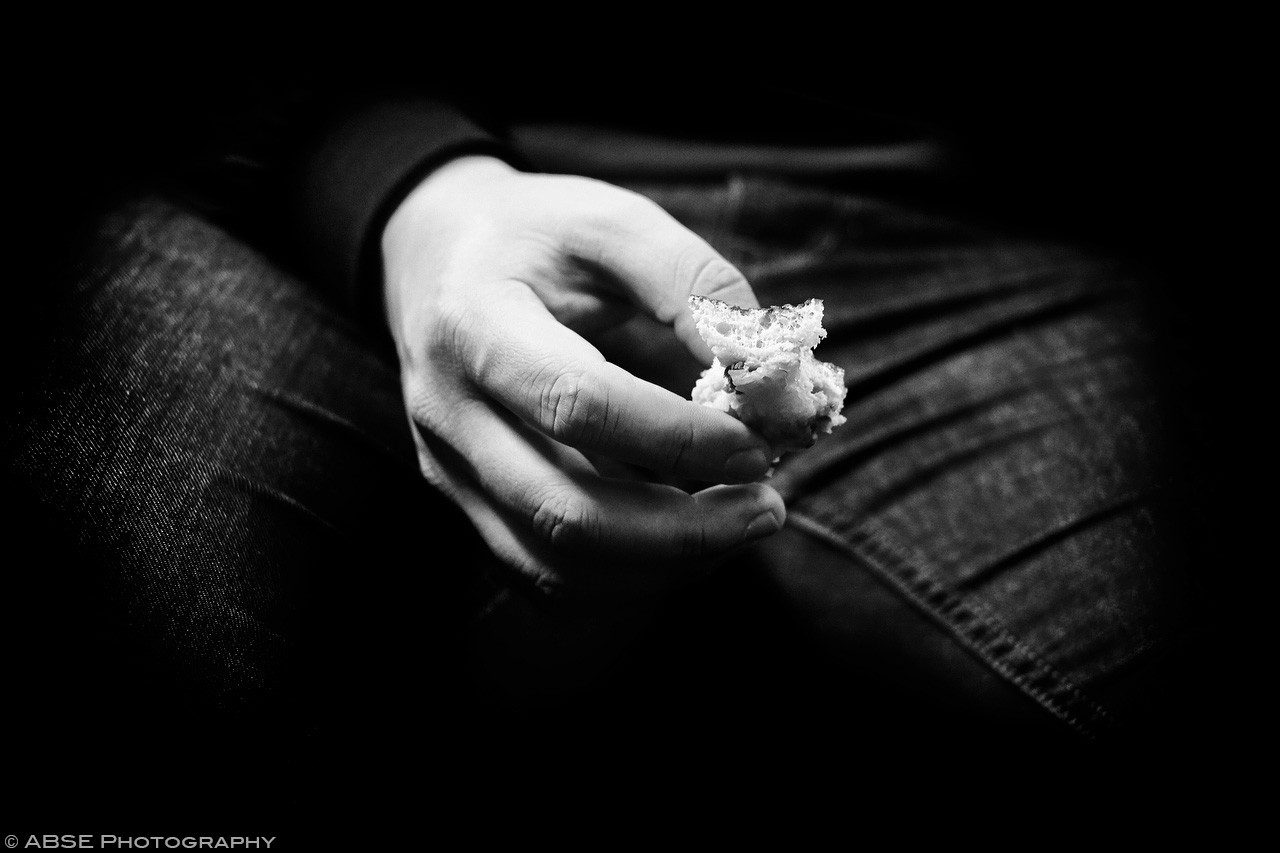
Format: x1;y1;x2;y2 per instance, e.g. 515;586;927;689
381;155;785;602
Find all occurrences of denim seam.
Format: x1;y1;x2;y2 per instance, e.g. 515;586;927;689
954;490;1149;591
853;512;1118;738
786;508;1117;739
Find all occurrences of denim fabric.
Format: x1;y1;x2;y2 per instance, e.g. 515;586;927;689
5;180;1203;816
5;200;483;819
618;175;1202;741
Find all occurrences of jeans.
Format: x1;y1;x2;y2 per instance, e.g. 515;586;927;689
4;170;1206;819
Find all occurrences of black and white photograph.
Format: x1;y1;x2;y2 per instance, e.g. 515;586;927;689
3;19;1250;843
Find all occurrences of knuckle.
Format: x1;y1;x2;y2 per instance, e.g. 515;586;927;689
540;369;609;447
405;374;466;434
683;251;748;300
424;295;475;365
592;181;659;220
659;416;698;473
530;488;596;550
530;569;571;602
412;443;453;494
493;540;569;600
404;380;445;433
613;187;664;221
403;378;480;479
590;182;662;227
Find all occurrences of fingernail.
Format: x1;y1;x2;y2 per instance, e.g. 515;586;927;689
724;447;770;482
744;509;783;542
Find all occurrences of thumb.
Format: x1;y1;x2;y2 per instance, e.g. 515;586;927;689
578;189;759;363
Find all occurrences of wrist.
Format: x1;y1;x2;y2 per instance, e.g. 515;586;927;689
381;155;519;335
384;155;518;243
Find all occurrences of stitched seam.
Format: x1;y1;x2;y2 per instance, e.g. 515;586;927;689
850;511;1119;737
954;491;1149;591
787;508;1117;738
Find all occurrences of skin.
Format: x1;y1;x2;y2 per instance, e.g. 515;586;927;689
381;155;786;603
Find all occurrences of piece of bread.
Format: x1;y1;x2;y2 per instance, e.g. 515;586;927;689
689;295;847;456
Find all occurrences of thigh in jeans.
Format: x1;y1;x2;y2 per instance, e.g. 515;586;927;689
602;174;1207;746
3;197;487;817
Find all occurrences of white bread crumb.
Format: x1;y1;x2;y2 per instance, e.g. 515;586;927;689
689;295;847;456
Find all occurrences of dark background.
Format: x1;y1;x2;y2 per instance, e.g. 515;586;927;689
4;21;1251;834
13;26;1249;357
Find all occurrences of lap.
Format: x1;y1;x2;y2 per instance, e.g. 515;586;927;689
5;174;1206;812
5;197;481;817
602;174;1203;743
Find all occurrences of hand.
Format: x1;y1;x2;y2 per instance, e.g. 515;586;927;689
381;156;785;602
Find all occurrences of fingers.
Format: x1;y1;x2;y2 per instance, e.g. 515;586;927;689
410;386;785;597
566;186;759;361
462;284;773;483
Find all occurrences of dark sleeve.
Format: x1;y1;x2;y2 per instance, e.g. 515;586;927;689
286;94;526;326
155;70;525;328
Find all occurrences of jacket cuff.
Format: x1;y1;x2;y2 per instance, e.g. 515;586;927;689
290;95;523;329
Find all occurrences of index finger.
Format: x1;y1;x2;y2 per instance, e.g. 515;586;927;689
560;184;760;363
463;283;773;483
